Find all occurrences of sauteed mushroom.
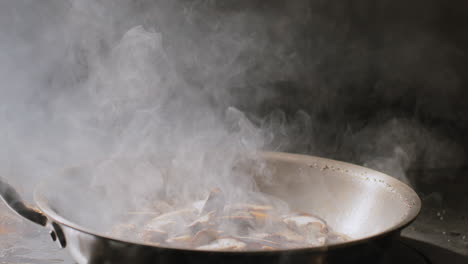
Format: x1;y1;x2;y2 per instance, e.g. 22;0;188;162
197;238;247;251
112;188;349;250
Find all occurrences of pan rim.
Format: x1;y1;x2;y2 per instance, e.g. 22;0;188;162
33;151;421;254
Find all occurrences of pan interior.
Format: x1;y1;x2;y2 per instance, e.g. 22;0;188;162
255;152;420;239
34;152;420;246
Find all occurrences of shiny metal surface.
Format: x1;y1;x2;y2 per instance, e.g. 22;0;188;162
258;152;420;240
0;152;421;263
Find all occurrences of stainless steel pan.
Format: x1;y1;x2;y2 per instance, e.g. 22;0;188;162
0;152;420;264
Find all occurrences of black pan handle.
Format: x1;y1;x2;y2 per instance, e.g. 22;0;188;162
0;177;47;226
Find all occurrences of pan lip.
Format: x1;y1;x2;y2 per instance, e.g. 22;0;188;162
33;151;421;255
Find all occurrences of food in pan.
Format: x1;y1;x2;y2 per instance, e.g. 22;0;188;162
109;188;349;250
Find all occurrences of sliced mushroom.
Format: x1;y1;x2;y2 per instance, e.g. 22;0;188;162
283;213;328;246
218;215;255;235
249;211;269;226
267;229;305;244
327;232;350;244
154;208;197;220
222;209;252;218
196;238;247;251
250;232;271;239
261;246;277;250
188;211;217;233
283;214;328;233
191;229;221;247
143;219;176;233
201;188;225;214
143;208;196;234
140;229;168;244
166;235;193;247
225;203;273;212
235;236;280;249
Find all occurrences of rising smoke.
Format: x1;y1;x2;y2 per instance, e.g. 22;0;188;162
0;0;466;223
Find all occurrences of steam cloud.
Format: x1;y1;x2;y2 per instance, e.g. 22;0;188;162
0;0;466;229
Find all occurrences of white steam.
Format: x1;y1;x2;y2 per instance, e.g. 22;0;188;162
0;0;466;236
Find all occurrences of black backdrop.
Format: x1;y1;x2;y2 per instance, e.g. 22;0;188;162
1;0;468;172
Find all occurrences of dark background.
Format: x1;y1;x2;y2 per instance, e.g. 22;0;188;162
147;0;468;172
